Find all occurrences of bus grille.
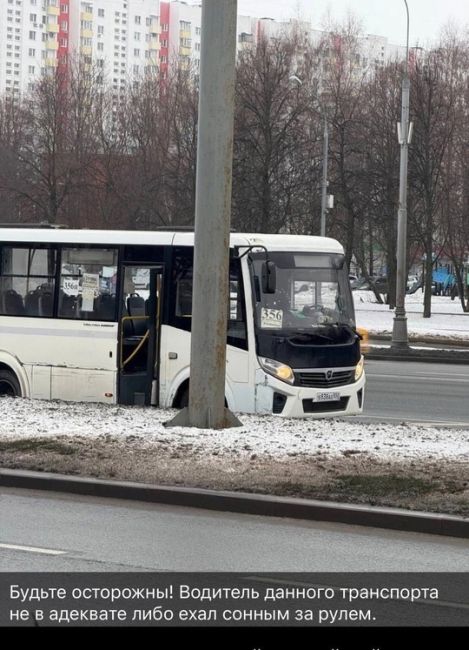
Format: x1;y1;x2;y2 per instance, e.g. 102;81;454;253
294;369;354;388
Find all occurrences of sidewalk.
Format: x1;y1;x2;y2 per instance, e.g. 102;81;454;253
354;291;469;362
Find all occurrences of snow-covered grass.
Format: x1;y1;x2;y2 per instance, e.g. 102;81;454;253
1;397;468;464
354;291;469;341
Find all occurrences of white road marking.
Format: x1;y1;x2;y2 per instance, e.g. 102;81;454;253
0;542;66;555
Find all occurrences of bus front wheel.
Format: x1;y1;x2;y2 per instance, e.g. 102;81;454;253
0;369;21;397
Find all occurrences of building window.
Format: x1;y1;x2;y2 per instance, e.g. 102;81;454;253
29;31;36;40
135;15;141;24
98;8;104;17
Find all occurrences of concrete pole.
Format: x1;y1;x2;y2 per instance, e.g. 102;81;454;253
166;0;241;429
320;114;328;237
391;0;410;350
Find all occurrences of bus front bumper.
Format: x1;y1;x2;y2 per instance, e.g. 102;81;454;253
254;369;366;418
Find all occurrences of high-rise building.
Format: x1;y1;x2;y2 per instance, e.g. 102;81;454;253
159;1;256;79
0;0;412;97
68;0;160;88
0;0;160;96
0;0;65;96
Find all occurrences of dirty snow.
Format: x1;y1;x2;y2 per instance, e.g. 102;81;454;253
1;397;468;464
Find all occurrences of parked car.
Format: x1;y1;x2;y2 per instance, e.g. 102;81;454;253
352;276;388;294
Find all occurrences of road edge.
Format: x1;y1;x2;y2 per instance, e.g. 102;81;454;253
1;468;468;539
365;347;469;363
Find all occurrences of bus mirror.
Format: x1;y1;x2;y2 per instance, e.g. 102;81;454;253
262;261;277;294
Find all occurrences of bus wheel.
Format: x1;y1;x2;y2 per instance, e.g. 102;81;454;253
0;369;21;397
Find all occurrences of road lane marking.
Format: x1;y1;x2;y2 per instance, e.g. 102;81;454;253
0;543;66;556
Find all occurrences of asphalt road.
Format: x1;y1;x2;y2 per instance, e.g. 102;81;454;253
362;359;469;426
1;488;469;572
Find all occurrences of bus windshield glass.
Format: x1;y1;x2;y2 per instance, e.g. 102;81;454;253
250;252;355;332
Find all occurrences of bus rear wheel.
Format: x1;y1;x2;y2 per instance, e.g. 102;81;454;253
0;369;21;397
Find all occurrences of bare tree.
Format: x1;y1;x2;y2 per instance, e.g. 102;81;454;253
409;49;458;317
232;34;320;234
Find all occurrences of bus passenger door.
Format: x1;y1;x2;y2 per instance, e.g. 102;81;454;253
118;265;163;406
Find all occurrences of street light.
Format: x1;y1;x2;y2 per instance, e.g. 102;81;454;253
391;0;412;350
289;75;330;237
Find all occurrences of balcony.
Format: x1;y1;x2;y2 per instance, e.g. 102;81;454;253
179;29;191;39
81;11;93;22
81;28;93;38
47;22;59;33
46;38;59;50
149;38;160;50
80;45;92;55
47;6;60;16
45;56;57;67
179;45;191;56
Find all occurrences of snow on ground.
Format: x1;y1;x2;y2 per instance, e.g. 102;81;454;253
1;397;468;464
354;291;469;340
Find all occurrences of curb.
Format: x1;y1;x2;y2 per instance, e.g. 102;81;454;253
1;468;469;540
369;334;469;347
364;348;469;364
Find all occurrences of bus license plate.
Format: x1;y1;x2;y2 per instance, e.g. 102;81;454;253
316;391;341;402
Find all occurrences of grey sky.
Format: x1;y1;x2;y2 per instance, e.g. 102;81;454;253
235;0;469;46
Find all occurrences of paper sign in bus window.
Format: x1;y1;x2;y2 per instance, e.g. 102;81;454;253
63;278;79;296
261;308;283;329
82;273;99;311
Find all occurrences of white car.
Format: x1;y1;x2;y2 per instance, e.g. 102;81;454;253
407;275;420;291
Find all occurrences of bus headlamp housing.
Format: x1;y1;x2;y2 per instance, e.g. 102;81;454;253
355;355;365;381
259;357;295;384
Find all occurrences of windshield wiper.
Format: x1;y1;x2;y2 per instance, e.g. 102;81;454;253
288;331;334;344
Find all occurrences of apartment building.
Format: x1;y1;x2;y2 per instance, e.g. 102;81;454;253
0;0;160;95
68;0;160;89
0;0;412;97
159;1;256;79
0;0;65;96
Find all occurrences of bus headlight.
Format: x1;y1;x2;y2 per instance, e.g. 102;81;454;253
355;355;365;381
258;357;295;384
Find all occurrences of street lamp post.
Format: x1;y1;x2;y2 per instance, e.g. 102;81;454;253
391;0;412;350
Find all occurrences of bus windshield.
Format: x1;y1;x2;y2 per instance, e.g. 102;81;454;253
250;252;355;332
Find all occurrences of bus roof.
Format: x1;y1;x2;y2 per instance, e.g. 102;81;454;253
0;228;344;254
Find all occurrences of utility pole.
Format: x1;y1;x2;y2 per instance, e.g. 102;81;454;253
166;0;241;429
391;0;412;350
